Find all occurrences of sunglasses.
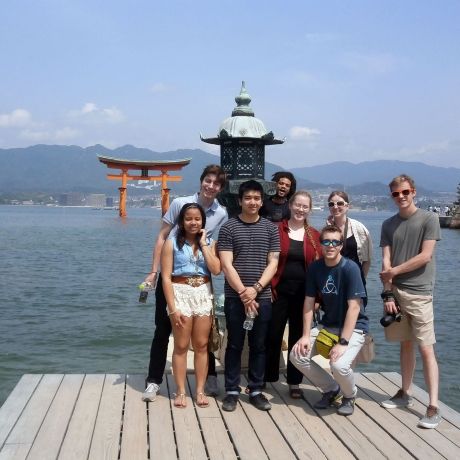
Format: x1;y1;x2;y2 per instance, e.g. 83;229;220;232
320;239;343;247
391;189;413;198
328;201;347;208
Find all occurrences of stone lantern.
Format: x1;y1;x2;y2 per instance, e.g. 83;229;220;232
200;81;284;216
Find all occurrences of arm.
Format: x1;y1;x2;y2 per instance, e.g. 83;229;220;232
199;230;221;275
380;245;398;314
144;221;173;284
330;297;361;362
291;296;315;356
380;239;437;282
160;240;185;328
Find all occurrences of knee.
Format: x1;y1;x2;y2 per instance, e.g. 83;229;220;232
191;340;208;354
289;350;310;370
330;361;351;378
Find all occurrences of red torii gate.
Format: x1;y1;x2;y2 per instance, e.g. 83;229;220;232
98;155;191;217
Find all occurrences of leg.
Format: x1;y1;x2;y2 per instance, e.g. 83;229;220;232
264;296;289;382
247;299;272;392
191;314;212;401
171;316;193;402
147;275;171;384
419;344;439;407
224;298;246;393
286;290;306;386
400;340;416;394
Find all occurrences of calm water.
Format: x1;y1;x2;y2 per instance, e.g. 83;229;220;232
1;205;459;411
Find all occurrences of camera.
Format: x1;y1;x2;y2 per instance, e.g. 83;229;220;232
380;310;402;327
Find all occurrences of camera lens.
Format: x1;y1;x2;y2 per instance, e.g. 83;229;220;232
380;313;396;328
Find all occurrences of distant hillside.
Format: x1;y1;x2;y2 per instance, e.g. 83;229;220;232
291;160;460;192
0;145;457;195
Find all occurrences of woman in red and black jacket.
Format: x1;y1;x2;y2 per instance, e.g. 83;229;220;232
265;190;322;398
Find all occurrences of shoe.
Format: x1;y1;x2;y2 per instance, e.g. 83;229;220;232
289;387;304;399
222;394;239;412
313;387;341;409
142;382;160;402
337;397;355;416
205;375;220;396
418;405;441;429
381;389;413;409
249;393;272;411
196;392;209;408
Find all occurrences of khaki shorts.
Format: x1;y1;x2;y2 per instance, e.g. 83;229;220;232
384;286;436;346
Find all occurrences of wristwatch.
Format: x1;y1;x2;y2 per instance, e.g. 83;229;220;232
338;337;349;346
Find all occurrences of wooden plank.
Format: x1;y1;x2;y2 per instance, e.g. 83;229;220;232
1;373;63;459
187;375;237;460
381;371;460;428
119;374;148;460
301;377;386;459
272;380;355;459
167;374;207;460
362;373;460;458
355;373;442;459
216;375;268;460
58;374;105;460
88;374;125;460
0;444;32;460
27;374;84;459
268;380;329;459
147;379;176;460
0;374;42;449
239;376;296;460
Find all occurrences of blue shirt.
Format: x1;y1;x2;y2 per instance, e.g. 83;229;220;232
171;238;212;277
163;193;228;240
306;257;369;333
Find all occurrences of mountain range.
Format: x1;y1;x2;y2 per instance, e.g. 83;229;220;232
0;144;458;195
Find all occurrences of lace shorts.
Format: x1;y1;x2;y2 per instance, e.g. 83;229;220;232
167;281;214;317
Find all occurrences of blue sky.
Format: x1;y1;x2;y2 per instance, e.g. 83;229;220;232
1;0;459;168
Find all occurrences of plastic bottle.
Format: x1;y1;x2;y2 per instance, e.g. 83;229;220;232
243;310;256;330
138;281;155;303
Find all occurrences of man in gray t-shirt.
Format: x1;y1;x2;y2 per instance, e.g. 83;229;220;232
379;174;442;429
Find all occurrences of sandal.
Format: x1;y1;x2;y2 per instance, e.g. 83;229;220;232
173;393;187;408
289;388;304;399
196;392;209;408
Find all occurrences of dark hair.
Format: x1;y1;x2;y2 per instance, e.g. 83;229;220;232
327;190;349;203
320;224;343;240
238;179;264;200
389;174;416;190
272;171;296;199
200;164;226;187
176;203;206;249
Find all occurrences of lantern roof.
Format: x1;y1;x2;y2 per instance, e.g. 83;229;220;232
200;81;284;145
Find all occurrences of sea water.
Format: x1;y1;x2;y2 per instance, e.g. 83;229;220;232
1;205;459;411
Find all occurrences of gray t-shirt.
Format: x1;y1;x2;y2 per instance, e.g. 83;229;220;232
380;209;441;294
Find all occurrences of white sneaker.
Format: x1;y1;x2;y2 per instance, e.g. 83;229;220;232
142;382;160;402
204;375;220;396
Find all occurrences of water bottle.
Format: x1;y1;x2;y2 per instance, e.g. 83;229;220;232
138;281;155;303
243;311;256;330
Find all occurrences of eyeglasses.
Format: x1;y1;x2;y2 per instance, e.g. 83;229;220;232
292;203;310;211
391;189;413;198
320;239;343;247
328;201;347;208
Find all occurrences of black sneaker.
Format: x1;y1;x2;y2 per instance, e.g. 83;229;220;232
249;393;271;411
313;387;341;409
337;396;355;416
222;394;239;412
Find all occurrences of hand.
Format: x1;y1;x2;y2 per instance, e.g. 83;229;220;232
292;336;310;357
240;286;257;304
144;271;158;286
379;268;394;283
329;344;346;362
199;229;208;248
171;311;186;329
383;299;399;315
245;300;259;316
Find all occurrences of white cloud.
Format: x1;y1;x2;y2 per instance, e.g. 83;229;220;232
55;126;79;140
68;102;124;123
20;129;50;141
149;82;172;93
0;109;32;127
289;126;320;141
341;52;398;75
20;126;79;142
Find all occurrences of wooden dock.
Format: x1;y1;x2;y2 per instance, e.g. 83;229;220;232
1;369;460;459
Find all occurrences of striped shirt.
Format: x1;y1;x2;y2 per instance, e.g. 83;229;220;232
218;216;280;300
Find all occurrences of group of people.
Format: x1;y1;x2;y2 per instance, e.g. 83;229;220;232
141;166;442;429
